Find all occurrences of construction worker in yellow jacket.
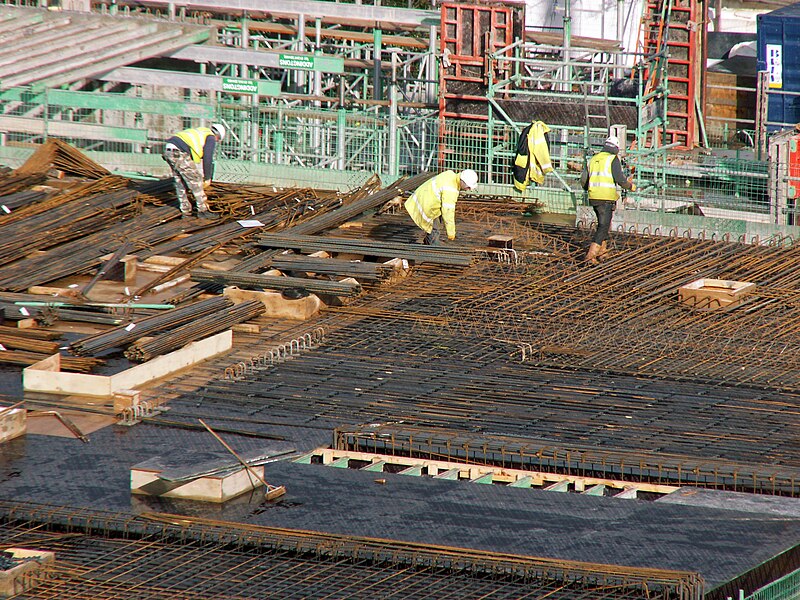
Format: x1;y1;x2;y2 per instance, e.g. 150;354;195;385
580;135;635;264
405;170;479;245
163;123;225;220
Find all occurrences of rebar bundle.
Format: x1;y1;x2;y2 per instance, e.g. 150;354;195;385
270;255;394;281
70;296;234;356
14;138;111;179
0;205;184;292
0;349;102;372
124;300;265;362
0;177;133;267
257;233;473;266
191;268;363;297
0;173;48;199
0;332;60;354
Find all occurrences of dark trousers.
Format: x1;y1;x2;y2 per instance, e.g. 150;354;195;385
423;217;442;246
589;200;615;244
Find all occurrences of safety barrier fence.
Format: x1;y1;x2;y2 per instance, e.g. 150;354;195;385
0;85;778;219
744;567;800;600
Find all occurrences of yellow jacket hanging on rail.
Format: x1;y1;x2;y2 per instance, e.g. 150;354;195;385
513;121;553;192
404;170;461;240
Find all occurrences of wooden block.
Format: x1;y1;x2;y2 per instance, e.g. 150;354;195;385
113;389;141;413
27;286;82;299
317;277;360;307
0;548;55;597
383;257;410;277
17;319;37;329
488;234;513;249
0;408;26;443
131;463;265;503
232;323;261;334
103;256;137;282
223;286;321;321
136;263;175;274
678;278;756;311
198;262;228;272
143;255;187;267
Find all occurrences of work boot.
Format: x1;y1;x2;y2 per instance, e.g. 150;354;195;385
584;242;602;265
597;240;611;261
198;211;221;221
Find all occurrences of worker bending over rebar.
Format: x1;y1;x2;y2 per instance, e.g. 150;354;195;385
163;123;225;220
405;169;479;245
581;135;635;265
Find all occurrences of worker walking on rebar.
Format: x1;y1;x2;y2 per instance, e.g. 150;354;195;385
581;135;635;265
405;169;479;245
163;123;225;220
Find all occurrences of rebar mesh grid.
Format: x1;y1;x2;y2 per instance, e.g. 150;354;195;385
0;501;703;600
148;226;800;496
442;226;800;391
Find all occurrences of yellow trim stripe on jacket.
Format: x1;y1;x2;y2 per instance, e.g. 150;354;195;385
513;121;553;192
175;127;214;163
587;152;618;201
404;170;460;239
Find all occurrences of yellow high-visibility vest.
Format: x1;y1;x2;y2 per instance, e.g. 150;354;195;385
587;152;618;201
175;127;214;164
404;171;461;239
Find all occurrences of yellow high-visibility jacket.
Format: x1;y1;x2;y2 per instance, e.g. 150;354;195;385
174;127;215;164
587;152;619;201
404;170;461;239
513;121;553;192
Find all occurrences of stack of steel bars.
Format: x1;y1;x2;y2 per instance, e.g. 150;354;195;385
70;296;234;356
124;300;265;362
191;268;362;297
269;255;395;281
256;233;473;266
0;350;102;372
14;138;111;179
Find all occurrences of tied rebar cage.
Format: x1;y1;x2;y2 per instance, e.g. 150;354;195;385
333;425;800;497
0;501;704;600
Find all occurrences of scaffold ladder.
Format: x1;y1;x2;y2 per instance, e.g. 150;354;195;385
638;0;700;149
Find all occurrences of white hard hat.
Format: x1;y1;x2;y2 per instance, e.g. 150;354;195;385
211;123;226;140
460;169;479;190
604;135;620;148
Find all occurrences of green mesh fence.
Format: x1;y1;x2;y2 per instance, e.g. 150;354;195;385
745;568;800;600
0;85;781;218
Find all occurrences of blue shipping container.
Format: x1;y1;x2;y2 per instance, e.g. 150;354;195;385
757;3;800;129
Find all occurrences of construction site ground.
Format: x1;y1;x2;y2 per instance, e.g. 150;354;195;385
1;148;799;599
